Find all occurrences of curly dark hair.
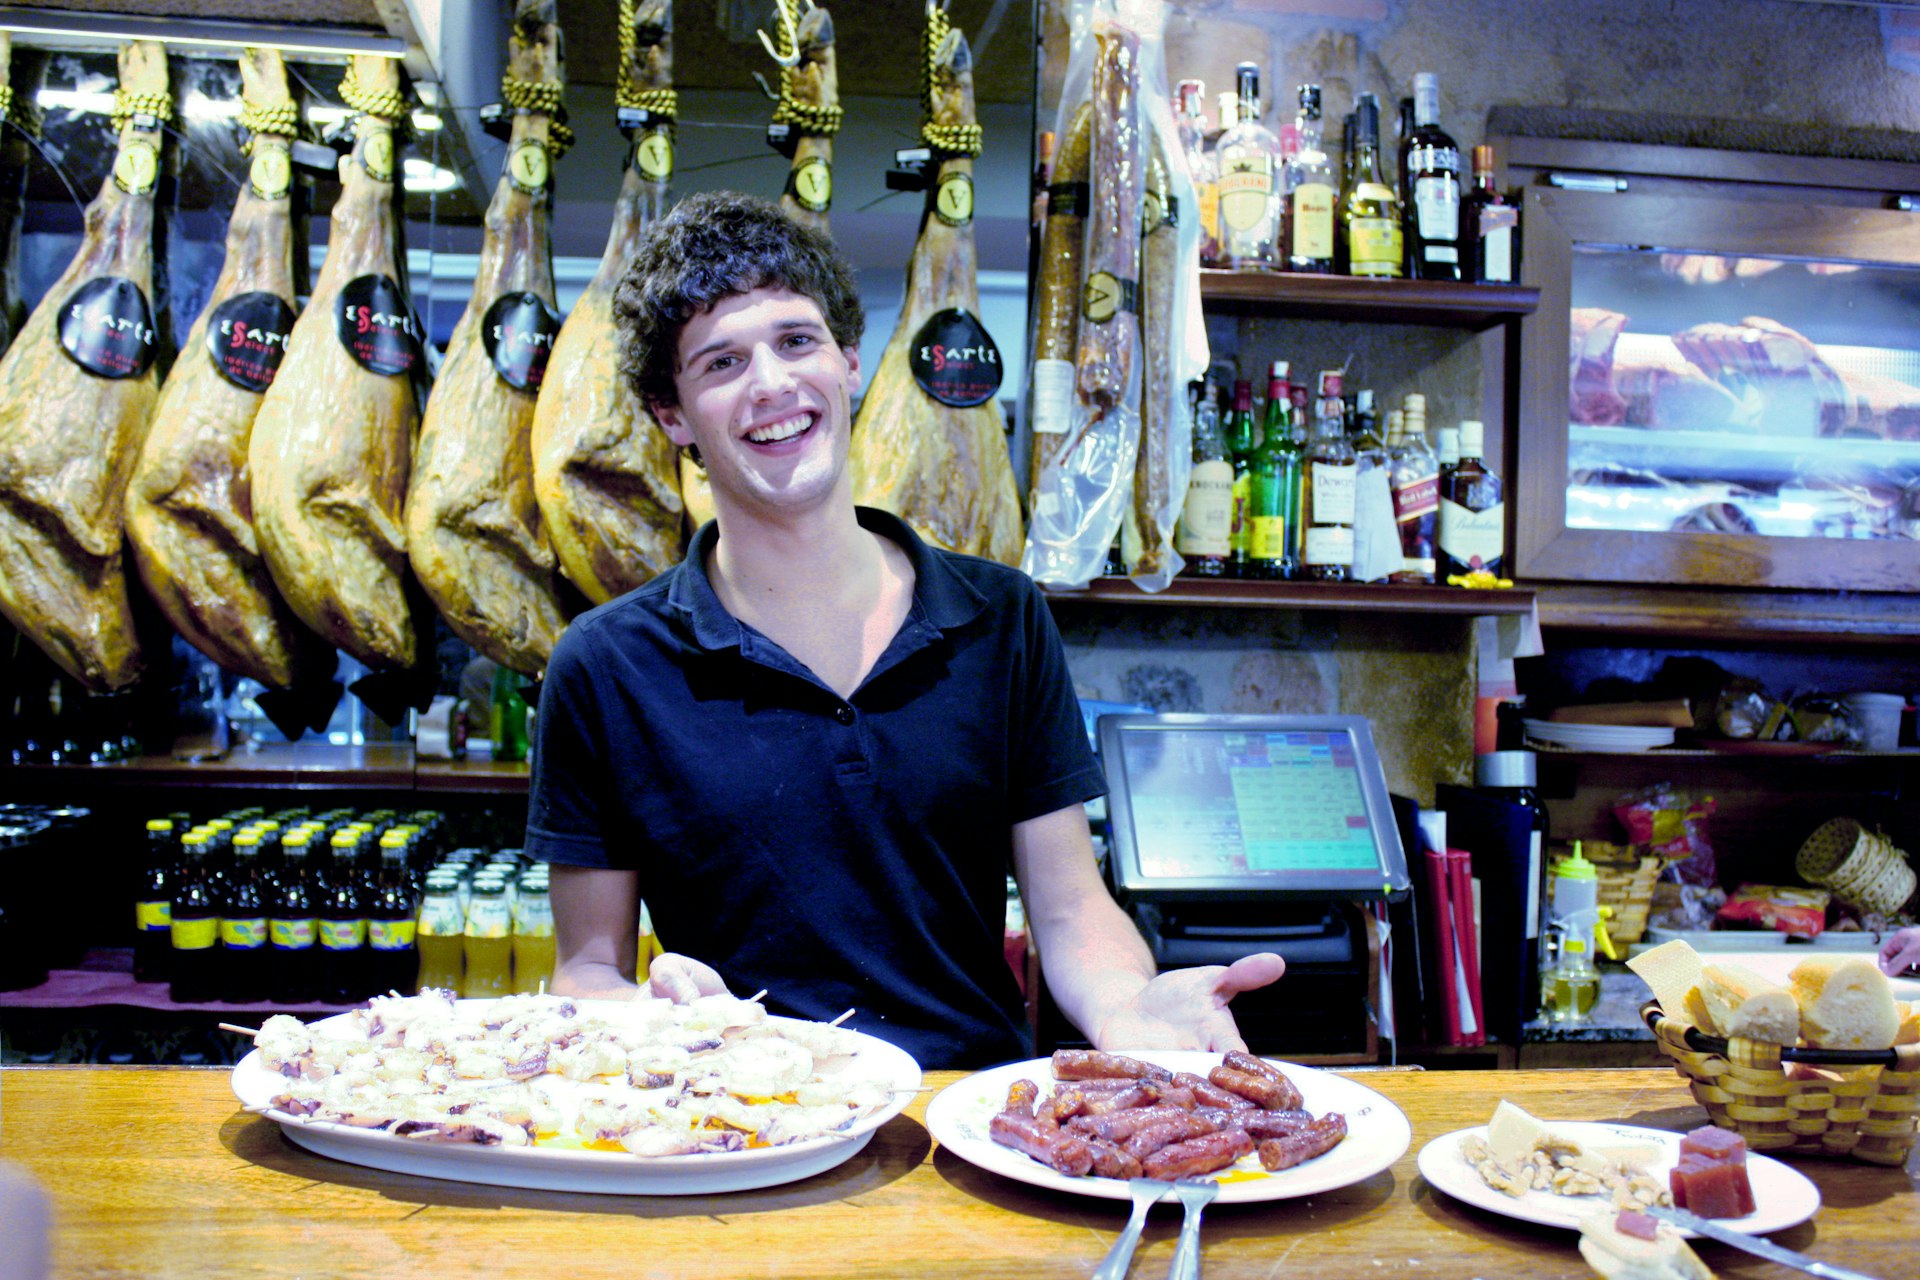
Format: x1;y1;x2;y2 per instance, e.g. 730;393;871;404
612;191;864;410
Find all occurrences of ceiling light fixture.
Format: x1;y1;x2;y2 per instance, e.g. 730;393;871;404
0;8;404;59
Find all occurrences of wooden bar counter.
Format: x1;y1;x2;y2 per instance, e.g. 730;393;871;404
1;1066;1913;1278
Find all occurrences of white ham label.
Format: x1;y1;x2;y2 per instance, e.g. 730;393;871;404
57;277;156;379
482;291;561;392
337;274;421;377
909;308;1002;408
206;291;297;392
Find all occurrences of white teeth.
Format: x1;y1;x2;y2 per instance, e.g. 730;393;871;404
746;413;812;444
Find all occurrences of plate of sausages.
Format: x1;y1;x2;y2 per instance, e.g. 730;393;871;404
925;1049;1412;1203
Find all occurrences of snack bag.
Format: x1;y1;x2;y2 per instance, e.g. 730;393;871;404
1716;883;1831;938
1613;785;1718;886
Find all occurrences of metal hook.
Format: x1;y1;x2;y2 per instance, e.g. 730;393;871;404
756;1;801;68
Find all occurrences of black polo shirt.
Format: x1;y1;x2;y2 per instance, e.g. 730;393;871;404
526;507;1106;1068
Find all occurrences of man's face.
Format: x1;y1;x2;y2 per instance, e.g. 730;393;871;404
656;286;861;522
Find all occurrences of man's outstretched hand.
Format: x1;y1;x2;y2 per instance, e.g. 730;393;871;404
1092;952;1286;1053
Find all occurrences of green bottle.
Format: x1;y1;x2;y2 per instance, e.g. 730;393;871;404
1225;379;1258;578
1248;360;1303;579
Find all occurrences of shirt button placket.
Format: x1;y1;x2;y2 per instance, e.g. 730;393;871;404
834;703;856;726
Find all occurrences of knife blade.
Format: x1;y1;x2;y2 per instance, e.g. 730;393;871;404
1643;1205;1884;1280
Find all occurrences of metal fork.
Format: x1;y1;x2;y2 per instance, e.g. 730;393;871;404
1164;1179;1219;1280
1092;1178;1172;1280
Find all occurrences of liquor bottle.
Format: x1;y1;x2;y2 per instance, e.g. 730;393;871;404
1339;111;1356;195
511;872;556;995
318;830;369;1004
1301;370;1357;581
220;833;270;1003
1175;80;1220;267
1337;94;1403;278
1404;72;1462;282
1214;63;1282;271
1438;419;1505;581
1247;361;1301;580
1389;394;1440;584
1225;379;1258;576
1350;390;1400;583
462;879;514;999
1175;380;1233;577
1394;95;1415;212
133;818;174;984
1463;144;1519;284
1285;85;1336;274
368;833;419;997
414;870;467;994
268;833;318;1005
168;832;220;1004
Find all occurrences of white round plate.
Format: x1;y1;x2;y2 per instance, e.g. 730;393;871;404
1416;1121;1821;1234
230;1003;922;1195
925;1051;1411;1204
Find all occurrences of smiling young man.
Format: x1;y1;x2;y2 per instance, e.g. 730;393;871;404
525;192;1282;1068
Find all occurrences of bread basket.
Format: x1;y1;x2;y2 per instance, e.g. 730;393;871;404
1795;818;1917;916
1642;1001;1920;1165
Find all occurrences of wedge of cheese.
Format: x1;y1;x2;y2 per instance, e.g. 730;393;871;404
1487;1100;1661;1171
1627;940;1703;1022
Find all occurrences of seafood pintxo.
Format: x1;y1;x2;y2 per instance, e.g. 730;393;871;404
245;991;903;1154
986;1049;1347;1182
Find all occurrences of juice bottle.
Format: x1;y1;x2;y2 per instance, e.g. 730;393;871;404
269;833;319;1004
511;874;555;995
168;832;220;1003
132;818;174;984
462;879;513;999
414;871;466;994
318;830;369;1004
220;833;270;1003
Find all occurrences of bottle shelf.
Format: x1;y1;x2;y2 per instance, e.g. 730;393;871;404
0;949;360;1014
1198;269;1539;329
0;742;532;795
1046;575;1536;616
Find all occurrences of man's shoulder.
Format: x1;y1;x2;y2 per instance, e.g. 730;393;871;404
551;569;685;661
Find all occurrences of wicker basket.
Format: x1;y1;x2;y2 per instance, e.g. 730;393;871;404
1595;856;1662;944
1795;818;1916;916
1644;1002;1920;1166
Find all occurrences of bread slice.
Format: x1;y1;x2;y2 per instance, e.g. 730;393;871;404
1896;1001;1920;1047
1688;963;1800;1044
1627;940;1703;1023
1577;1207;1717;1280
1789;958;1899;1050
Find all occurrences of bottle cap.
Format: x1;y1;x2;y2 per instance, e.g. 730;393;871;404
1436;427;1460;464
1403;393;1426;412
1555;841;1597;882
1473;143;1495;171
146;818;172;832
1459;419;1485;453
1356;389;1375;413
1474;750;1537;788
1269;359;1289;380
1317;369;1343;397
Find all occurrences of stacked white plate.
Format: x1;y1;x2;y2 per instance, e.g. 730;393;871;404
1523;718;1675;752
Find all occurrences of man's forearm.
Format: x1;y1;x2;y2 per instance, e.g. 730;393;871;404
1034;899;1159;1047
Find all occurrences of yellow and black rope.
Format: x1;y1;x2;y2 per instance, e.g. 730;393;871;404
920;4;981;157
238;100;300;155
616;0;678;120
767;0;840;137
501;75;574;156
338;68;409;127
111;89;173;134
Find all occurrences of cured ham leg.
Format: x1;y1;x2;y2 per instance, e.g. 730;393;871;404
406;0;569;672
849;9;1022;566
767;0;838;236
0;41;167;690
530;0;685;604
250;56;422;679
125;48;335;719
0;36;48;358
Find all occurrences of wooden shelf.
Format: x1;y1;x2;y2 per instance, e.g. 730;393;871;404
0;743;531;795
1046;575;1537;615
1198;269;1539;328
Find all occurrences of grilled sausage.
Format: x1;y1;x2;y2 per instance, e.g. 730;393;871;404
1141;1129;1254;1181
989;1110;1093;1177
1257;1113;1348;1171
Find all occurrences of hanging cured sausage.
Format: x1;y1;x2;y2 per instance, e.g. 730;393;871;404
849;4;1022;566
249;56;424;684
530;0;686;606
125;48;335;719
0;41;168;690
406;0;569;673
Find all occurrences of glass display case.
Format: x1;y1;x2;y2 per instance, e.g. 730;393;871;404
1513;183;1920;592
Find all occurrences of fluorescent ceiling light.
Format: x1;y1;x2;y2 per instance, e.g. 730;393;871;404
0;8;403;59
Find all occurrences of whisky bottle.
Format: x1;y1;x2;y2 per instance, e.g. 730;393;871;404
1285;85;1336;274
1338;94;1402;278
1463;144;1519;284
1175;380;1233;577
1350;390;1401;582
1437;418;1505;581
1301;370;1357;581
1215;63;1282;271
1404;72;1462;281
1388;395;1439;584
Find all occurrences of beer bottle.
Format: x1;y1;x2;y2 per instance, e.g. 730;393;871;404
318;830;369;1004
133;818;175;984
491;666;531;763
414;870;466;994
269;831;319;1004
220;834;270;1003
367;833;419;996
511;871;555;995
168;832;221;1004
462;878;514;999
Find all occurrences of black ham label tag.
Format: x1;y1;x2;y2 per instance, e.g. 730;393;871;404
909;308;1002;408
57;277;156;379
206;291;297;392
481;291;561;391
337;274;421;377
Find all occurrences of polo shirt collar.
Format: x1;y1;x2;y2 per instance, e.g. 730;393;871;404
666;506;991;653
